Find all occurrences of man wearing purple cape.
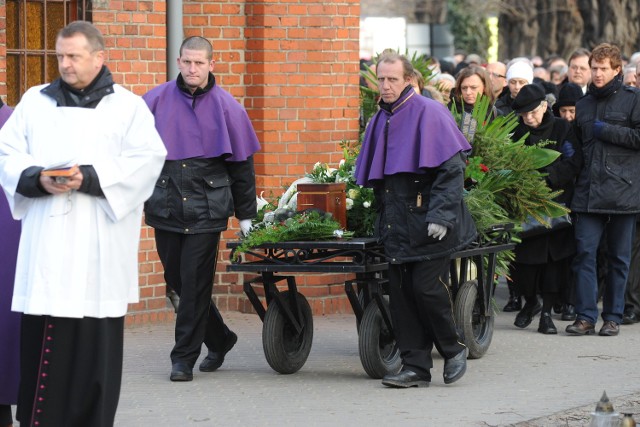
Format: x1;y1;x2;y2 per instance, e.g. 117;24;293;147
356;53;477;388
0;101;18;427
143;36;260;382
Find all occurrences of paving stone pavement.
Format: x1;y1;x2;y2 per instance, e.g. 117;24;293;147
113;286;640;427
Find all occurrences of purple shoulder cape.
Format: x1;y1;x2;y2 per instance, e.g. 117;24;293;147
355;89;471;186
143;81;260;161
0;103;21;405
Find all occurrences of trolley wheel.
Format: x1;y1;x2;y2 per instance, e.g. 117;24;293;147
262;290;313;374
454;279;494;359
358;300;402;379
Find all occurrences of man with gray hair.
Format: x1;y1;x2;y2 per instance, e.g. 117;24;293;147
0;20;166;426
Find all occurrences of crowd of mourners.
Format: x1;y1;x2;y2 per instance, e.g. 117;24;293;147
363;44;640;338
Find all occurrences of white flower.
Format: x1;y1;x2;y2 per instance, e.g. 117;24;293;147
346;198;354;210
339;159;346;167
363;201;371;208
333;229;344;239
347;188;360;199
313;161;322;170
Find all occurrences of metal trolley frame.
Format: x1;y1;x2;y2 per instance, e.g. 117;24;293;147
226;224;514;378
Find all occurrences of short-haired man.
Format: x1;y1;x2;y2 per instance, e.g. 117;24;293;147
143;36;260;381
566;48;591;94
486;61;508;99
0;21;166;425
566;43;640;337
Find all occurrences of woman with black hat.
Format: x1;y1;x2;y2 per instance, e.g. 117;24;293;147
508;84;582;334
553;82;583;122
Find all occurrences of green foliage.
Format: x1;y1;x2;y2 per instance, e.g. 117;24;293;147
452;96;570;276
447;0;490;61
233;211;353;261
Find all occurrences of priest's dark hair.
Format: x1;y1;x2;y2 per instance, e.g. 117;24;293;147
376;52;414;80
180;36;213;60
57;20;105;52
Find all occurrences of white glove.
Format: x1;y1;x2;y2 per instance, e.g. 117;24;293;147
427;223;447;240
239;219;252;237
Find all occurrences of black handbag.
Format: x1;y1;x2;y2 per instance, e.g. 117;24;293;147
520;213;572;238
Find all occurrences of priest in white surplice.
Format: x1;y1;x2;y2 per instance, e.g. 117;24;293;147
0;21;166;427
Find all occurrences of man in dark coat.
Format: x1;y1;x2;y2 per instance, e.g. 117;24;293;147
356;53;476;388
144;36;260;381
566;43;640;337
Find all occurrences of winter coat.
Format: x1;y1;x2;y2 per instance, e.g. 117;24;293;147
144;156;256;234
373;152;477;263
571;78;640;214
511;111;581;264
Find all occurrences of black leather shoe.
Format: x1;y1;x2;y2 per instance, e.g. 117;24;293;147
170;362;193;382
565;319;595;335
503;296;522;312
622;311;639;325
552;303;563;314
561;304;577;321
199;331;238;372
382;370;430;388
538;312;557;334
599;320;620;336
443;349;467;384
514;301;542;328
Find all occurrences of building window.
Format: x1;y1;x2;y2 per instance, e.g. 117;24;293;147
6;0;91;105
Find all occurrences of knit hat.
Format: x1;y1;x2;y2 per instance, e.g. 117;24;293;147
511;83;546;113
506;61;534;84
552;82;583;115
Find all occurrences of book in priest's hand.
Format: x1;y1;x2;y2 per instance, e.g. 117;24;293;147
42;163;79;184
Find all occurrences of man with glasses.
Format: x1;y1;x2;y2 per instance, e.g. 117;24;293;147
0;21;166;426
566;43;640;337
565;48;591;94
486;61;508;100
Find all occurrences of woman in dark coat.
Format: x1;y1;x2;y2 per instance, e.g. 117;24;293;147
509;84;582;334
0;102;19;427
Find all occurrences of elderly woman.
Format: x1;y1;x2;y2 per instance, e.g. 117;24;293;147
495;60;534;115
449;65;500;142
509;84;582;334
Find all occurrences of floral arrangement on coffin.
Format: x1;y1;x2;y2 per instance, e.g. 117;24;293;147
452;95;569;275
305;140;376;237
232;141;367;258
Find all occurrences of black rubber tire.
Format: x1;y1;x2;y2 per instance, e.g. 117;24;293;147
454;279;494;359
358;301;402;379
262;291;313;374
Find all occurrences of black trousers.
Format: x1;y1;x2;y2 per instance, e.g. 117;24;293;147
155;230;230;367
18;315;123;427
625;224;640;315
0;405;12;426
387;256;466;380
511;257;569;297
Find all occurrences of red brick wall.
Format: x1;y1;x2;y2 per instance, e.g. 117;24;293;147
0;0;362;325
182;0;362;318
